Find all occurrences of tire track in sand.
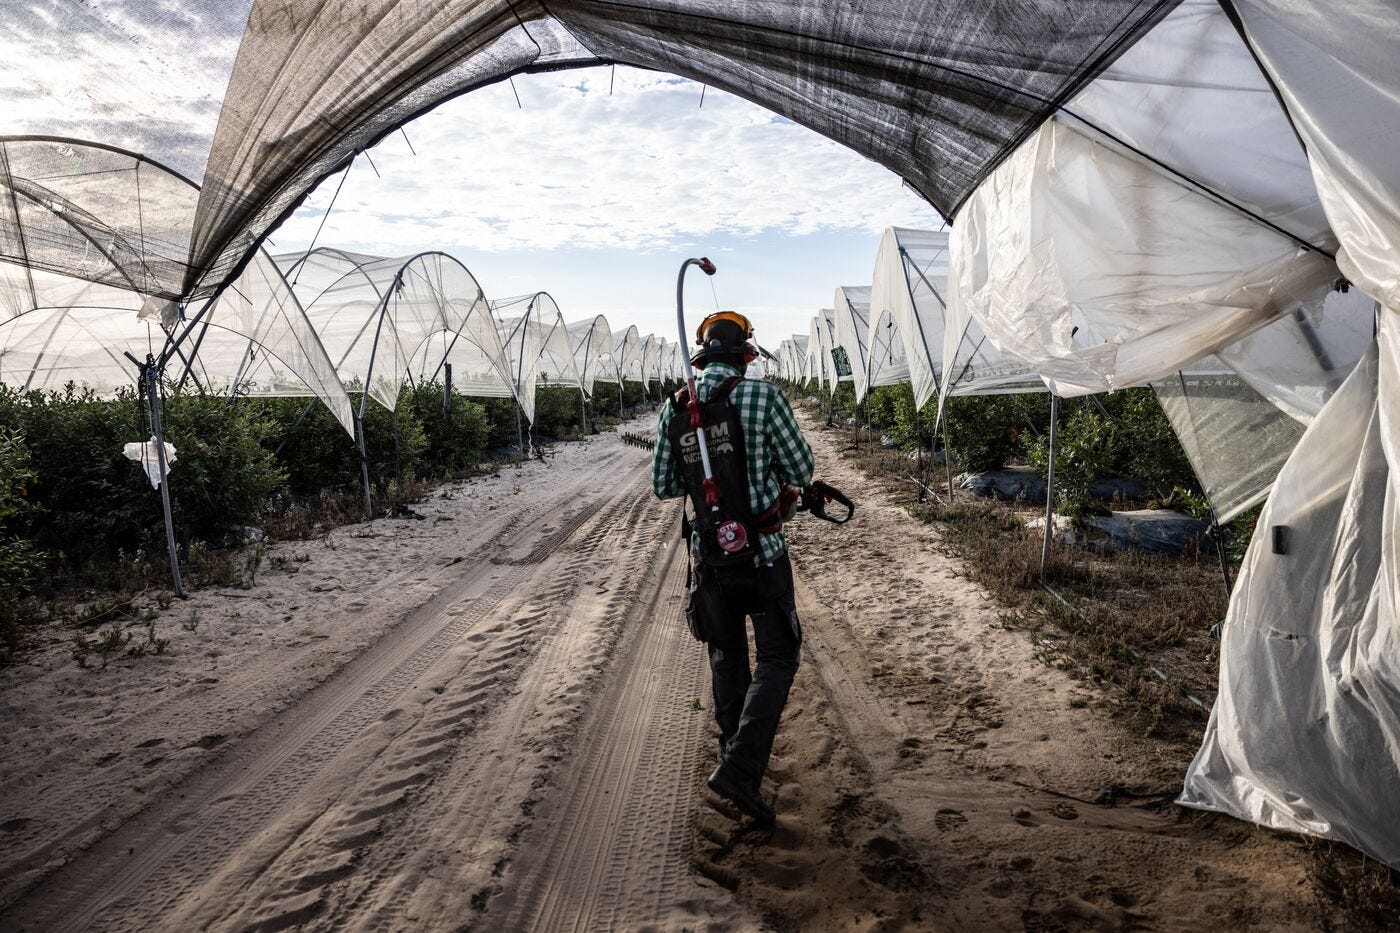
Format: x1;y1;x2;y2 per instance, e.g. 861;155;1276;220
1;456;647;932
205;482;670;932
0;448;634;909
487;522;756;932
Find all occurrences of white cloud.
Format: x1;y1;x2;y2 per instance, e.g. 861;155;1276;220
0;0;245;179
274;67;940;255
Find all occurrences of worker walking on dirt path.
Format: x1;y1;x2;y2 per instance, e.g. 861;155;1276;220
652;311;814;826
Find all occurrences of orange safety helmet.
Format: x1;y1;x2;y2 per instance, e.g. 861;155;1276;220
694;310;754;346
693;310;758;366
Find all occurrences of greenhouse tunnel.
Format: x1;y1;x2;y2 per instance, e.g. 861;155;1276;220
0;0;1396;866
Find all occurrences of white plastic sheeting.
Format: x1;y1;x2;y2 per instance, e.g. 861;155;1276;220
832;286;871;400
1217;289;1376;427
567;315;613;394
615;326;645;384
1154;357;1305;525
868;227;947;409
637;334;661;395
1235;0;1400;310
866;309;910;395
0;138;355;434
123;437;176;489
666;341;685;384
1151;289;1375;525
775;338;800;383
808;311;839;390
781;335;812;384
1169;3;1400;867
802;332;822;386
949;118;1337;399
1180;313;1400;866
646;336;673;389
0;252;356;435
494;292;584;426
274;249;510;418
1067;0;1331;251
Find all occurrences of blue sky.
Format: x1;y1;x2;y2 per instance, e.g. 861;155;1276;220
271;66;941;347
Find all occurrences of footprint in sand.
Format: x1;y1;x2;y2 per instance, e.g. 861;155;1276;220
935;808;968;831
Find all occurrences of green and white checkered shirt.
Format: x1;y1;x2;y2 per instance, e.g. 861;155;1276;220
652;361;815;564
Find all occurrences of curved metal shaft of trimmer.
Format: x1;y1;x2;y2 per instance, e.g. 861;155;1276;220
675;256;718;506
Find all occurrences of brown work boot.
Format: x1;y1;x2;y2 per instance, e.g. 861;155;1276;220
707;766;775;826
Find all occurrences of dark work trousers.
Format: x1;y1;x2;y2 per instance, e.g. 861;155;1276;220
687;552;801;791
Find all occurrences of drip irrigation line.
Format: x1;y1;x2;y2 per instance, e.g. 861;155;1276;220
906;474;941;502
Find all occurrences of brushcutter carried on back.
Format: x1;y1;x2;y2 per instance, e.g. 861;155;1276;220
674;258;855;562
675;257;745;552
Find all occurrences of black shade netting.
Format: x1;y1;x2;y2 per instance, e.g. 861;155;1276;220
186;0;1178;300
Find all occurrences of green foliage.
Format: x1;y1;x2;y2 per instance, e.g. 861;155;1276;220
258;398;359;495
258;393;428;494
854;384;1198;513
830;382;857;420
0;385;280;565
475;397;522;450
361;396;427;494
864;385;903;433
621;380;646;409
1027;390;1199;517
162;394;286;541
943;394;1047;473
530;385;586;440
0;428;41;656
403;382;489;477
0;384;147;567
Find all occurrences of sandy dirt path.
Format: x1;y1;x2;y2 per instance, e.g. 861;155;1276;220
3;410;1341;931
688;412;1327;931
1;424;749;931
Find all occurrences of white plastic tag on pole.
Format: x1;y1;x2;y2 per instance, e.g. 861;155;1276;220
123;436;177;489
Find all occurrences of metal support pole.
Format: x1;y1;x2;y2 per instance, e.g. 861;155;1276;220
1040;394;1060;580
515;403;524;455
144;365;184;597
392;406;403;512
579;389;589;435
1211;514;1233;596
443;363;452;414
618;380;625;418
942;418;955;502
914;405;926;502
355;410;373;519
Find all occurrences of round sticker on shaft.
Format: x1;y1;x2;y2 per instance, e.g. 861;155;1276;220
716;519;748;553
